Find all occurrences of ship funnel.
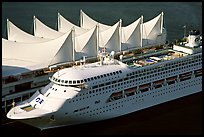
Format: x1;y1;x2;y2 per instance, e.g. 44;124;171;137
185;30;201;47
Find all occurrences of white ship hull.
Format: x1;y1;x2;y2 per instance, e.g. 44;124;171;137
19;75;202;130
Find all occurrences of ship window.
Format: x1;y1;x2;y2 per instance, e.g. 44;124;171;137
93;85;97;89
61;80;64;83
113;72;116;75
80;80;83;83
107;73;110;76
73;81;76;84
106;82;111;85
100;75;104;78
87;78;90;81
110;73;113;75
57;79;60;82
118;79;122;82
65;80;68;83
77;80;80;83
104;74;107;77
84;79;87;82
69;81;72;84
94;77;97;80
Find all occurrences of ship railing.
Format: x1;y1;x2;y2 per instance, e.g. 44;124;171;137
2;68;50;85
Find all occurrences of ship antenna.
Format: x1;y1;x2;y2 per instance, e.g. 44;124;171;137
183;25;186;38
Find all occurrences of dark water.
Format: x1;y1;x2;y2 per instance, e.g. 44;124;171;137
2;2;202;41
1;2;202;136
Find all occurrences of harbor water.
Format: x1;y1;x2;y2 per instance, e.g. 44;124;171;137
2;2;202;136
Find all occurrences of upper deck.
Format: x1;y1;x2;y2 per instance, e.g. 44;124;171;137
122;47;189;68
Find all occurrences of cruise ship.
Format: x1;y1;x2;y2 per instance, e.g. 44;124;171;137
7;30;202;130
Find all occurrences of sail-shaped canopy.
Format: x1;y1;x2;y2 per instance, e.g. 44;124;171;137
2;11;168;77
121;17;143;50
49;30;74;66
74;26;97;60
34;16;64;39
7;19;51;43
142;12;166;46
80;10;112;31
58;13;88;36
2;30;73;70
99;21;121;52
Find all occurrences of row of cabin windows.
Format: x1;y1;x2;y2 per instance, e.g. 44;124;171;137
83;70;122;82
153;78;201;98
127;57;201;78
128;65;194;82
51;55;201;87
79;71;201;102
108;75;201;103
53;67;200;100
51;70;122;85
90;67;198;95
50;67;200;100
78;68;201;99
64;77;201;116
127;54;201;77
73;104;125;116
67;76;201;105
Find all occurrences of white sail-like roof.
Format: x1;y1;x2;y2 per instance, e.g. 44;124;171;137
121;17;143;50
58;13;88;36
80;10;111;31
80;11;166;48
99;21;121;52
74;26;97;60
48;30;74;66
3;30;73;70
2;11;167;76
142;12;166;46
33;16;64;39
7;19;51;43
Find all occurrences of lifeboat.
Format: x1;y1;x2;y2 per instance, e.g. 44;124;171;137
179;72;192;78
125;87;137;93
166;76;177;82
139;84;150;89
153;79;164;85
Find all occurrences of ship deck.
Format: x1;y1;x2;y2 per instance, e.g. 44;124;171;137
122;46;189;68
